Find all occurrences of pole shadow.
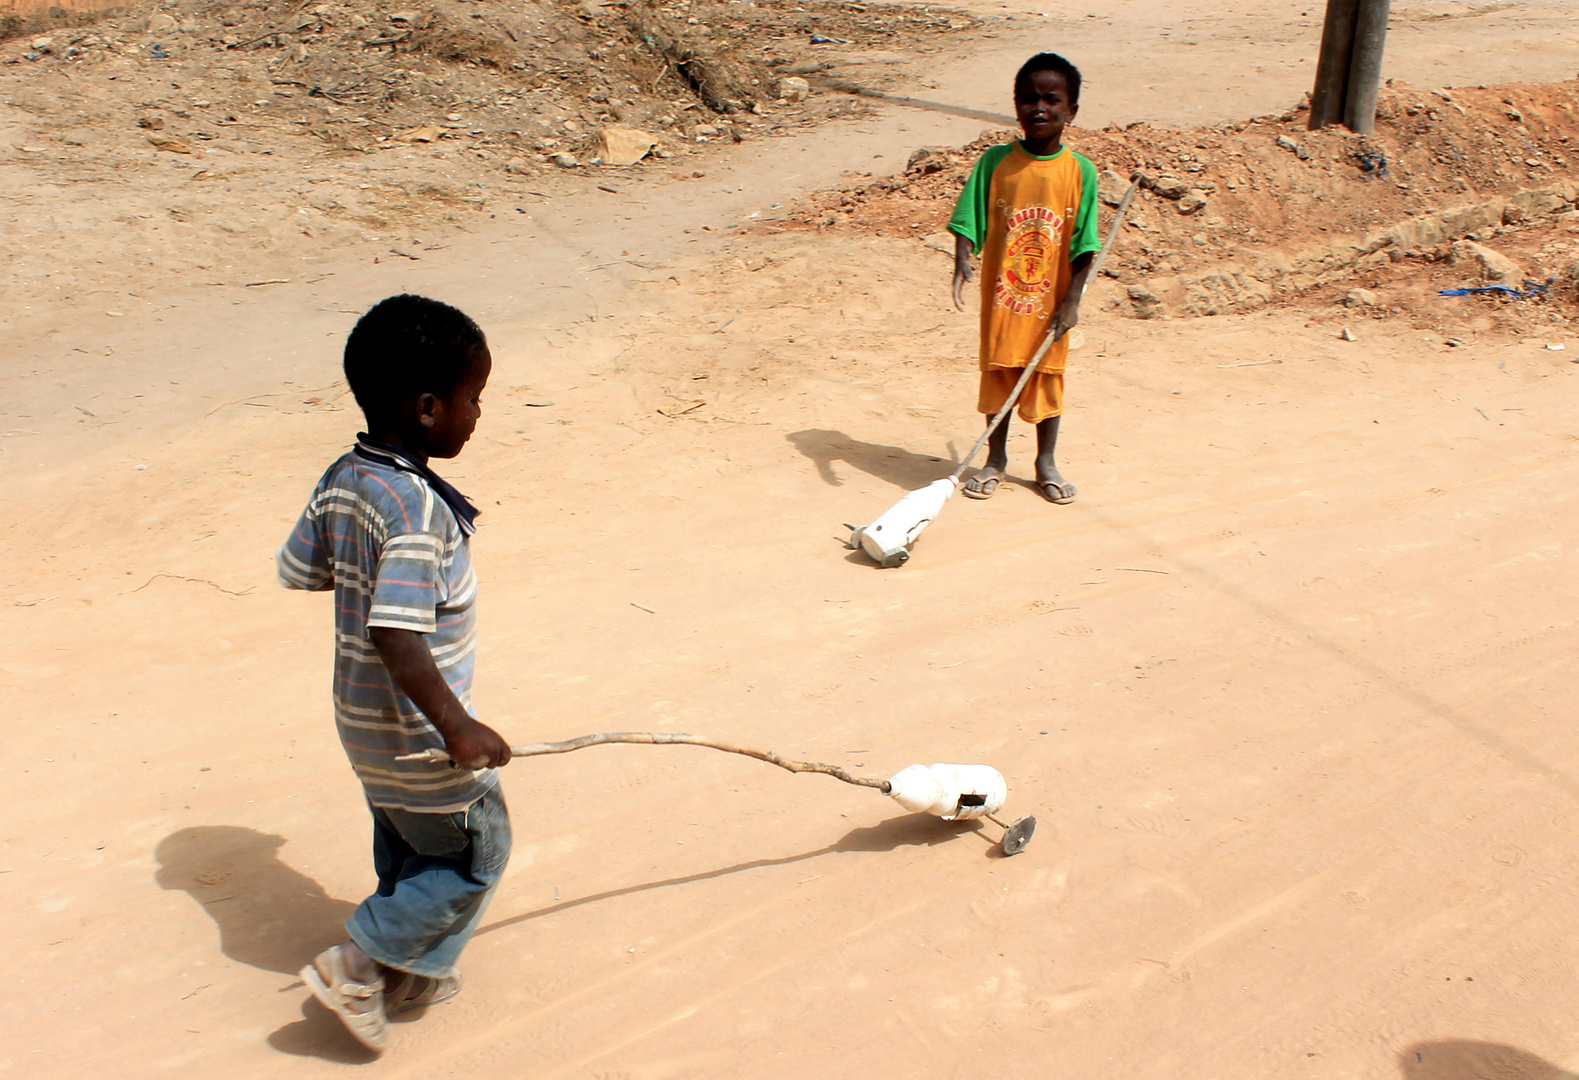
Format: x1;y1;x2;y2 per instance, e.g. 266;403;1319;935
786;428;956;489
1400;1041;1578;1079
155;825;357;976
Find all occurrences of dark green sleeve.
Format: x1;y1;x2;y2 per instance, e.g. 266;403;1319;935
947;144;1014;255
1070;152;1101;261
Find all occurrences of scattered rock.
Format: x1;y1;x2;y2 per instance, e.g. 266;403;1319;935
594;126;655;166
693;123;719;137
1128;284;1165;319
146;135;193;153
1449;239;1523;283
1177;190;1208;215
905;147;946;174
147;13;178;33
1340;326;1356;341
1345;288;1379;307
778;76;810;102
782;61;823;76
136;116;165;130
1275;134;1311;160
503;157;533;175
396;125;445;143
552;152;579;168
30;35;55;52
1150;175;1190;199
1097;168;1129;206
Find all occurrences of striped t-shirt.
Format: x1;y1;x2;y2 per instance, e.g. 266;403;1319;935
277;436;495;812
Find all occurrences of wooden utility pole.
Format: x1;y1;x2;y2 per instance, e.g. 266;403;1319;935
1343;0;1392;134
1309;0;1359;130
1308;0;1389;133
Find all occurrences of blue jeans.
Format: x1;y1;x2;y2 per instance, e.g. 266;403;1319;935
346;784;511;978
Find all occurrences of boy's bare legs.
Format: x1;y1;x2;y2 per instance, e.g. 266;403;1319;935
1036;415;1075;503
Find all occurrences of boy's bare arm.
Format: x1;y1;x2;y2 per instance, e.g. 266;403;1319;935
951;233;974;312
1050;250;1095;341
368;626;512;769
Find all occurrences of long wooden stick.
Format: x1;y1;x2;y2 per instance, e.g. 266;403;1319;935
396;732;893;791
949;175;1141;483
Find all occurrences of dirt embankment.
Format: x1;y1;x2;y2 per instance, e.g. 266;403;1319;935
787;78;1579;332
1;0;982;312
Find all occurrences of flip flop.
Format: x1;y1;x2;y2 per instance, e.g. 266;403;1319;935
1038;479;1077;504
963;473;1003;500
389;972;464;1017
302;945;389;1053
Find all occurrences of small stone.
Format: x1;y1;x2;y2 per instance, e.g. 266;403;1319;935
1340;326;1356;341
1150;175;1190;199
1345;288;1378;307
552;152;579;168
147;12;178;33
147;134;193;153
136;115;165;130
504;156;533;175
1177;190;1208;215
1449;239;1523;283
778;76;810;102
906;147;946;174
1097;168;1129;206
1275;134;1310;159
594;126;655;166
30;35;55;51
445;112;463;122
693;123;719;137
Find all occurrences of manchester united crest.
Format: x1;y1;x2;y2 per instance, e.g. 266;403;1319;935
994;204;1065;316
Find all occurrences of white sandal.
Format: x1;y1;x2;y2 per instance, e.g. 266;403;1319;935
302;945;389;1052
389;972;463;1016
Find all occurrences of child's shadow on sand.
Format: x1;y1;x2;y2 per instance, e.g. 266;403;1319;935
787;429;956;489
157;826;376;1063
156;825;357;976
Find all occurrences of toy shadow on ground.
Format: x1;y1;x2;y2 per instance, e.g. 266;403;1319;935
1399;1041;1578;1079
787;428;957;489
476;812;986;939
155;825;357;976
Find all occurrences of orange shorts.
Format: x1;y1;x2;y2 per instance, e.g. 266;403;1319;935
977;367;1064;423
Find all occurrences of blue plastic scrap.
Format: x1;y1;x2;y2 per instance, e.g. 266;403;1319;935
1440;278;1552;300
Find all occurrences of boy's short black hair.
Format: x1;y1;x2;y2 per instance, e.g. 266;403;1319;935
1014;52;1082;106
343;294;489;422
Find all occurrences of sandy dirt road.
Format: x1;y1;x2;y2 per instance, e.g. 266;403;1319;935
5;1;1579;1078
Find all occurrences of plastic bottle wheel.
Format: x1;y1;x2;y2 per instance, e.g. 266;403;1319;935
1000;815;1037;856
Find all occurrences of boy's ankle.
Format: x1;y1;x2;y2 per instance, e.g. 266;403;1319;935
341;942;382;986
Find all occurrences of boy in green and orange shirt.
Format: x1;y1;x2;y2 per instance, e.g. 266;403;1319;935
949;52;1100;504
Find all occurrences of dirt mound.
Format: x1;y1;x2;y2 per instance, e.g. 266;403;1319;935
3;0;972;166
782;78;1579;330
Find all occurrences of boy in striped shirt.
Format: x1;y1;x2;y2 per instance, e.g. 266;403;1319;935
278;294;512;1053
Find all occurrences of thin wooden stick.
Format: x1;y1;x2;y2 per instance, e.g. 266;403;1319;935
396;732;893;792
